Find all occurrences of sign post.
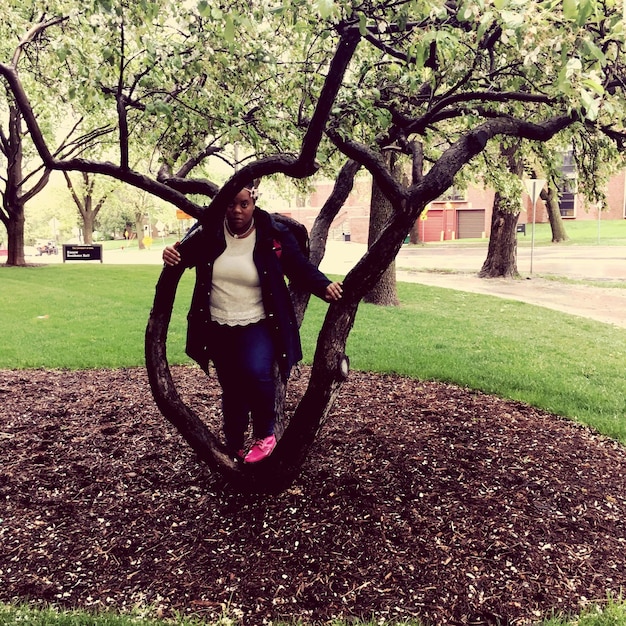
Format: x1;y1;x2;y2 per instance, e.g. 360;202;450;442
523;178;546;275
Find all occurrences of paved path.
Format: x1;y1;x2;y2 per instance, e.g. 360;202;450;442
318;242;626;330
32;240;626;329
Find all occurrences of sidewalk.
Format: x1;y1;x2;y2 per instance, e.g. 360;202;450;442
31;240;626;329
319;241;626;329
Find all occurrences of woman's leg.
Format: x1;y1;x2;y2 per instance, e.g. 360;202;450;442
211;323;252;452
240;320;276;439
210;320;276;448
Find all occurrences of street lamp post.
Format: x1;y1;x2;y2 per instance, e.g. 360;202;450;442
523;178;546;276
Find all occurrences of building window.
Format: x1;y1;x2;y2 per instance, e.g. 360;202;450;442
558;150;577;218
438;187;465;201
558;177;577;218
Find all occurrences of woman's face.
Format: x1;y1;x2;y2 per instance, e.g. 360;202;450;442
226;188;255;234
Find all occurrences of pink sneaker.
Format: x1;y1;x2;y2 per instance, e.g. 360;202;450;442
244;435;277;464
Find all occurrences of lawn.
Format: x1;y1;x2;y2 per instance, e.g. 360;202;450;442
2;262;624;441
1;260;626;626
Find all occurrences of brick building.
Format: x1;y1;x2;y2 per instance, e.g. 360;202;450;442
263;168;626;245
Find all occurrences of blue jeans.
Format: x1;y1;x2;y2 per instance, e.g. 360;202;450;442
210;319;276;450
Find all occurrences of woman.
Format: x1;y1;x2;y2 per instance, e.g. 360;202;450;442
163;181;343;464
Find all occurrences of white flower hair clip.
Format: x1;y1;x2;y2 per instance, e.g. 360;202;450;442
244;184;260;201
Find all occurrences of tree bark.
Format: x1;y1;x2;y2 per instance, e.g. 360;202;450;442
1;101;51;266
478;193;520;278
82;211;95;244
479;143;524;278
543;184;569;242
363;151;400;306
4;206;26;266
135;213;146;249
408;219;420;244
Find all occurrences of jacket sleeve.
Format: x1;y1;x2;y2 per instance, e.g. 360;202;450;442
173;222;205;269
276;226;332;300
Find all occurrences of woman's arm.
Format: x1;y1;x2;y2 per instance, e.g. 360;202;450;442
163;242;181;266
162;222;205;268
277;225;343;301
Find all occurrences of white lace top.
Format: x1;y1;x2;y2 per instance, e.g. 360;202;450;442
209;227;265;326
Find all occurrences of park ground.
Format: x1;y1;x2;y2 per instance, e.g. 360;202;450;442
1;239;625;624
29;239;626;328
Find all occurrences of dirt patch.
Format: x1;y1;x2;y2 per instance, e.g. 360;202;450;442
1;366;625;625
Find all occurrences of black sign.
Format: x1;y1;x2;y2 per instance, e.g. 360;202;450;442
63;244;103;263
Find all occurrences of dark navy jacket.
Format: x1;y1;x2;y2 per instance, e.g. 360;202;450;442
175;208;331;378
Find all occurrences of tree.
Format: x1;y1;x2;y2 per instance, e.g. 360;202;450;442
479;142;524;278
363;150;403;306
0;87;51;265
63;171;115;244
542;182;570;243
4;1;626;491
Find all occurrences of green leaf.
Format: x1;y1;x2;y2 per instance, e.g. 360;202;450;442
224;15;235;43
580;89;599;120
358;12;367;36
500;10;524;28
317;0;335;19
477;11;494;41
197;1;210;18
582;77;605;95
582;39;606;63
577;0;596;25
562;0;578;20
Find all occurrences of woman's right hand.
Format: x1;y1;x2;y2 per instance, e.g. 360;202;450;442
163;243;181;266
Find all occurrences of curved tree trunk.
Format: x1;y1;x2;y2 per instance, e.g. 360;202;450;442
275;161;361;439
143;129;501;493
144;193;421;493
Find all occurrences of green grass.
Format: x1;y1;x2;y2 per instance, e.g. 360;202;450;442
303;283;626;443
2;263;626;442
523;217;626;246
0;264;193;369
2;264;626;623
417;219;626;248
1;599;626;626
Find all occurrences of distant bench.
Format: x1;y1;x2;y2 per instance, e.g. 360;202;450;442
63;244;103;263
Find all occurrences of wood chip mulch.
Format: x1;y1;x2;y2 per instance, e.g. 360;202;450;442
1;366;625;626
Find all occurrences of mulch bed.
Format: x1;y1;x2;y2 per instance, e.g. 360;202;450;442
1;366;625;626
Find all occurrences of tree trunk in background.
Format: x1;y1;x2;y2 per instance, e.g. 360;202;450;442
63;172;110;245
544;184;569;242
408;217;420;244
82;211;96;244
135;213;145;249
364;151;400;306
479;192;520;278
479;143;525;278
4;206;25;266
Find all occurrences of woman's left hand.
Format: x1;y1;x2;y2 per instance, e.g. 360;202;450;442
325;281;343;301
